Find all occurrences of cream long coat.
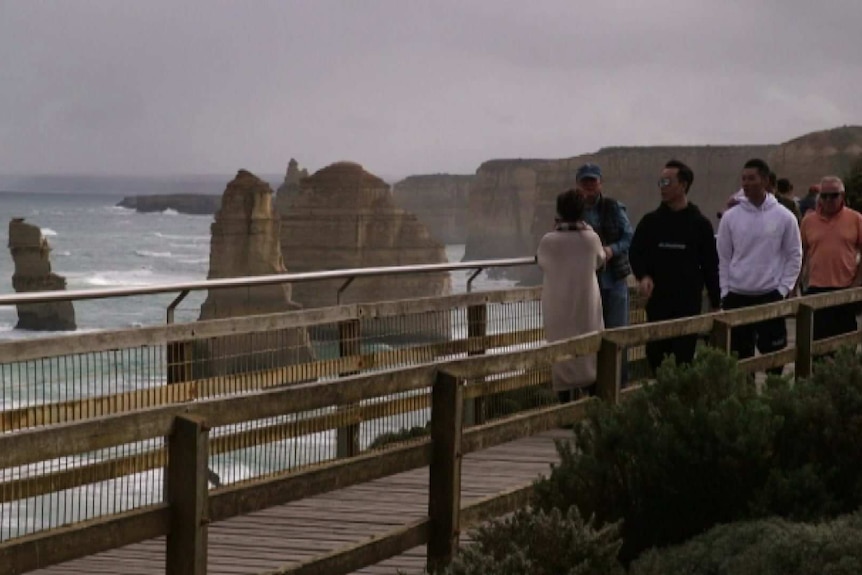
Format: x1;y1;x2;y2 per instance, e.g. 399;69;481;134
537;226;605;392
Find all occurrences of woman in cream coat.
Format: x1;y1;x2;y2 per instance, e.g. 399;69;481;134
537;189;606;401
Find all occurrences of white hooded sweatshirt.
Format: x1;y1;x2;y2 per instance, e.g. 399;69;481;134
716;193;802;298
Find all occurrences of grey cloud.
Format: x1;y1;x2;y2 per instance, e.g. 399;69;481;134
1;0;860;178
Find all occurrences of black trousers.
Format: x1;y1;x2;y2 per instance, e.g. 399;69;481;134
721;290;786;374
644;295;702;374
805;286;858;341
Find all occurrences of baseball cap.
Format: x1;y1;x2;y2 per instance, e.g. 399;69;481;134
576;163;602;181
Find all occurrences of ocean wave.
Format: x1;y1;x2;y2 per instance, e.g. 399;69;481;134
54;250;71;257
178;257;209;265
162;208;179;216
134;250;172;258
153;232;209;242
41;228;58;236
82;269;158;287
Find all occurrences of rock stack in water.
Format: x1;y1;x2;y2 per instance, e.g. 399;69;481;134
197;170;313;374
8;218;76;331
277;161;451;342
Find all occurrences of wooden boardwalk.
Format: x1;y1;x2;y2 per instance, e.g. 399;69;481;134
29;429;569;575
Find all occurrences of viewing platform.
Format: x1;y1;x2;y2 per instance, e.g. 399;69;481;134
1;258;858;575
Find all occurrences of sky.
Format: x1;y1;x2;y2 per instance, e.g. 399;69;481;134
2;0;861;180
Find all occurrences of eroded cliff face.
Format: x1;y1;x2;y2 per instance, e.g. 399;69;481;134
278;161;451;341
768;126;862;191
391;174;474;245
8;218;76;331
198;170;313;372
465;126;862;284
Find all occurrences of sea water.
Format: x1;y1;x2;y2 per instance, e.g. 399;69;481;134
0;187;522;540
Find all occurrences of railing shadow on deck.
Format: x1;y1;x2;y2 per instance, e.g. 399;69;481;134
1;285;862;575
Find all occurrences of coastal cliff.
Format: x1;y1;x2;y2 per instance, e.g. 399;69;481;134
116;194;221;215
464;126;862;283
8;218;76;331
391;174;474;245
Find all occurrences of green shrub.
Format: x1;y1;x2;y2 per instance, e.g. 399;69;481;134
439;506;624;575
532;349;782;561
755;347;862;519
630;509;862;575
367;424;430;449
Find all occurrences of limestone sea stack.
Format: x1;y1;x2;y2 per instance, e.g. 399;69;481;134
278;161;451;342
8;218;76;331
197;170;313;373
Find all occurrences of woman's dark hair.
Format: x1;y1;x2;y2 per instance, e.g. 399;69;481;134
556;189;585;223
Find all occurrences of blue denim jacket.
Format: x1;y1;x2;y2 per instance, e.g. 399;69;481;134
584;198;634;290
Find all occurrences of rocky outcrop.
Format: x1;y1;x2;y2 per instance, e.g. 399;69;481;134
465;126;862;284
277;161;451;341
116;194;221;215
274;158;309;213
391;174;474;245
769;126;862;191
197;170;313;373
8;218;76;331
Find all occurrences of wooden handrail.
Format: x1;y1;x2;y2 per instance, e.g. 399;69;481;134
4;285;862;574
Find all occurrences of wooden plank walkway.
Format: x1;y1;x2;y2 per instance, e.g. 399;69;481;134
29;429;569;575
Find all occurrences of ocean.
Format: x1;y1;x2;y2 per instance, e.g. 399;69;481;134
0;189;517;338
0;186;527;540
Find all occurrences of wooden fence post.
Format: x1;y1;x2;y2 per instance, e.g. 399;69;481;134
795;303;815;379
465;303;487;426
710;319;733;356
427;370;464;572
596;338;621;404
337;319;361;458
167;415;209;575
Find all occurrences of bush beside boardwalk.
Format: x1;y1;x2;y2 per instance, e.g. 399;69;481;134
434;347;862;574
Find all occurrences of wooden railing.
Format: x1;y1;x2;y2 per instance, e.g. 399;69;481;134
2;286;862;574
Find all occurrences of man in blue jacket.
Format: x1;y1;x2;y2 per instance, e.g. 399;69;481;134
630;159;720;374
576;163;634;383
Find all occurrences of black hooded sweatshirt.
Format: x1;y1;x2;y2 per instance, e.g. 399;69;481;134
630;202;720;317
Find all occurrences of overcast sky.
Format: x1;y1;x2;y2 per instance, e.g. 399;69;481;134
1;1;861;179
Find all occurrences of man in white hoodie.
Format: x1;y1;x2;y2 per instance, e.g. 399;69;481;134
716;158;802;372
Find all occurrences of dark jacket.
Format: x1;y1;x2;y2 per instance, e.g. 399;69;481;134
630;202;720;311
584;196;633;285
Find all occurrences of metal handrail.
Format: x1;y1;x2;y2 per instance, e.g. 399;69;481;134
0;256;538;309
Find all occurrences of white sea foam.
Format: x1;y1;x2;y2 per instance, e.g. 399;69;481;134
178;257;209;265
54;250;71;257
153;232;209;242
134;250;172;258
161;208;179;216
41;228;58;236
83;269;157;287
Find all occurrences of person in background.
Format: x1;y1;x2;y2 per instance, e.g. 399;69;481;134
575;163;634;385
630;160;720;374
800;176;862;340
775;177;802;222
799;184;821;217
537;189;605;402
716;158;802;374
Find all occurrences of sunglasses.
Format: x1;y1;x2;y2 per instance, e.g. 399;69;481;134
820;193;841;200
657;178;673;188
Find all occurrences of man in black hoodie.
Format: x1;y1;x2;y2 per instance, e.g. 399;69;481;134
630;159;721;374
